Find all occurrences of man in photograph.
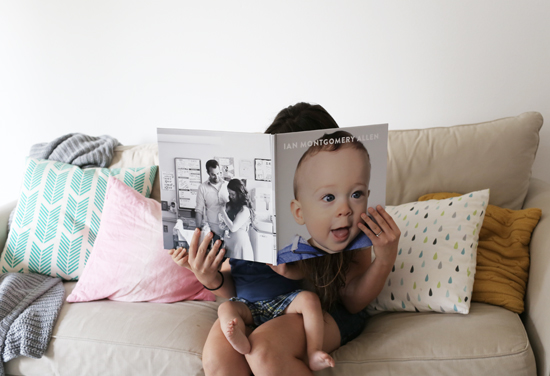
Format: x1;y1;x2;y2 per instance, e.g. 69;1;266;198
195;159;229;237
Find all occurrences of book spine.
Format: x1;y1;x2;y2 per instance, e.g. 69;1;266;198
270;135;278;265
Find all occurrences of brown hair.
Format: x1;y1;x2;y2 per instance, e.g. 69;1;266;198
226;179;252;221
266;102;357;310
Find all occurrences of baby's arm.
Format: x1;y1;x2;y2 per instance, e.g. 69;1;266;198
220;206;250;232
268;262;304;280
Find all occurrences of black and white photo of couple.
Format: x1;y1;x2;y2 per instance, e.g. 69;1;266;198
158;127;276;264
194;159;254;261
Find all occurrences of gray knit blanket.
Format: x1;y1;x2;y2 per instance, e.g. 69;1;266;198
0;273;64;375
29;133;121;168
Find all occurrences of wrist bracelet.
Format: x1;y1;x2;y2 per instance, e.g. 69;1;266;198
203;271;224;291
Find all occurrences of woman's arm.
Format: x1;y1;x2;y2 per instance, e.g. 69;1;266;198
340;206;400;314
169;229;236;299
220;206;250;232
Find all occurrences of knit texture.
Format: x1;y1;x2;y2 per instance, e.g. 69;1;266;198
0;273;64;374
29;133;121;168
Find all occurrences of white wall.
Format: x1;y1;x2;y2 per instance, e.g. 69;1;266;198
1;1;549;207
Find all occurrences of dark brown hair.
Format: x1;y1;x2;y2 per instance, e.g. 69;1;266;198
226;179;252;221
266;102;356;310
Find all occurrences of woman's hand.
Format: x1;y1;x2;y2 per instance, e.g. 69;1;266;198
169;228;226;288
358;205;400;268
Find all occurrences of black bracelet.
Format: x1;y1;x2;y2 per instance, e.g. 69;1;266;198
203;271;224;291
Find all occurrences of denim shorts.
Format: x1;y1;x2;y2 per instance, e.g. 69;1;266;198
328;301;369;346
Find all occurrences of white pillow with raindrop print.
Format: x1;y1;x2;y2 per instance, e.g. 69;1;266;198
368;189;489;314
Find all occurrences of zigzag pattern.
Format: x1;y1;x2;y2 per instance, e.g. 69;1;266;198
88;212;101;247
4;228;30;269
56;233;82;278
14;191;38;228
43;169;69;205
70;168;95;196
24;160;48;191
29;242;54;275
35;204;61;244
63;195;89;234
84;248;91;267
109;168;121;177
53;161;73;171
93;175;107;213
149;166;157;188
125;171;146;193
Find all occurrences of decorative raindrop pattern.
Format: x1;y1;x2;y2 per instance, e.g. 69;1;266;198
367;189;489;315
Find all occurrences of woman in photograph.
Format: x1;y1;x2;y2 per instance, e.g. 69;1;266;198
219;178;254;260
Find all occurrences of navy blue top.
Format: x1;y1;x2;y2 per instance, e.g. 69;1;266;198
229;259;301;302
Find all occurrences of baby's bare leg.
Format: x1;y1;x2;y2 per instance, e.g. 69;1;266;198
285;291;335;371
218;301;254;355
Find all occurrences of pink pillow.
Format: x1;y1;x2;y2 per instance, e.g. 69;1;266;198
67;177;214;303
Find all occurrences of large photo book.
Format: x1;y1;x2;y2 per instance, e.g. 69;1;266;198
157;124;388;264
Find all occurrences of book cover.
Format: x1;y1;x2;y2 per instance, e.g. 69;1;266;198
157;124;388;265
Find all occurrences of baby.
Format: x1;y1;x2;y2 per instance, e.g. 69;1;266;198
278;130;372;263
218;268;335;371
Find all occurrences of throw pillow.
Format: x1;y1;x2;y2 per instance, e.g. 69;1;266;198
419;192;542;313
0;158;157;280
368;189;489;314
67;177;214;303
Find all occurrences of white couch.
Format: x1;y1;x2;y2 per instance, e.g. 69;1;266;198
1;112;547;376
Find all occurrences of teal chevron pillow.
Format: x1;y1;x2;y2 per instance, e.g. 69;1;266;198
0;158;158;280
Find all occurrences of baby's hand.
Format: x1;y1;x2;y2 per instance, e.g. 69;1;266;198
169;247;190;269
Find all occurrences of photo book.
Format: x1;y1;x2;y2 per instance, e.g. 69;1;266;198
157;124;388;264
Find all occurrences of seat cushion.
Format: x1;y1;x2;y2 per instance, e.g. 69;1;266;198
5;282;219;376
318;302;536;376
5;293;535;376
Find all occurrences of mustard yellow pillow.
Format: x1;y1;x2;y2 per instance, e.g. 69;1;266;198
419;192;541;313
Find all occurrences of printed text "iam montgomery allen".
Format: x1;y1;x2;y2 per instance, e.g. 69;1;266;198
283;133;379;150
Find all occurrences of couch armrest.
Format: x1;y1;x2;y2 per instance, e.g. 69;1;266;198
523;178;550;376
0;200;16;251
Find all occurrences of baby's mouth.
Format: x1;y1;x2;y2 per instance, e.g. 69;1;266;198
331;227;350;242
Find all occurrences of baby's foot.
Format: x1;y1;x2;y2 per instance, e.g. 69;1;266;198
309;350;335;371
222;318;251;355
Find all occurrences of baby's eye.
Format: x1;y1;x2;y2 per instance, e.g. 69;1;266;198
322;194;335;202
351;191;364;199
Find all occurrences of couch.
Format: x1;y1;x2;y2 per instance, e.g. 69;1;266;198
1;112;547;376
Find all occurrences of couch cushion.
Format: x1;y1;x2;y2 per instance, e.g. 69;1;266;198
321;302;536;376
386;112;543;210
5;282;219;376
6;286;535;376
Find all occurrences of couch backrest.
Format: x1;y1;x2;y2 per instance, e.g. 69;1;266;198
386;112;542;210
110;112;542;210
